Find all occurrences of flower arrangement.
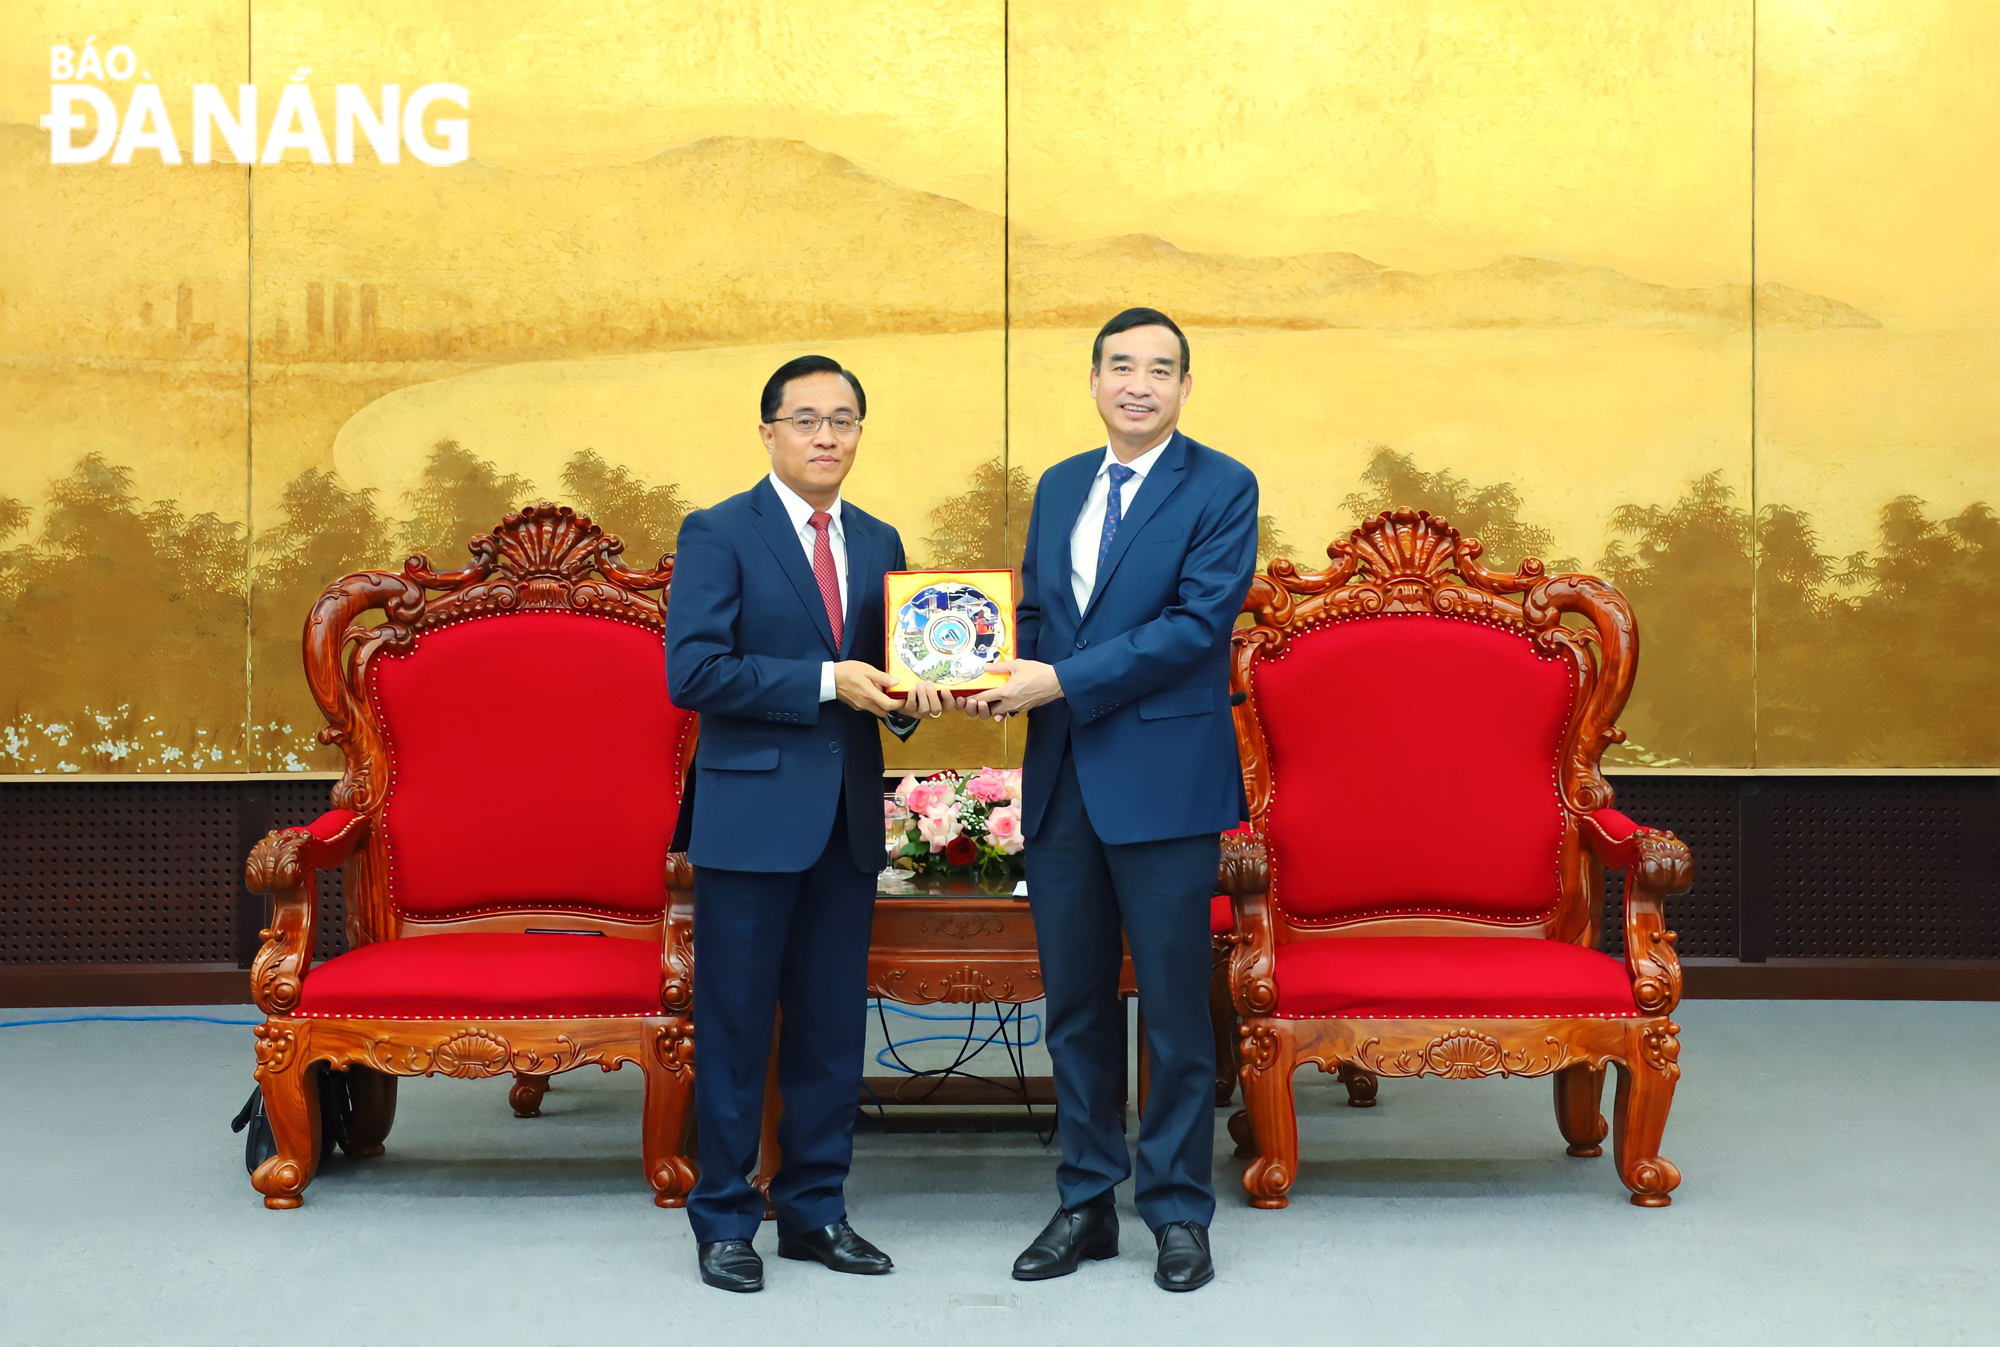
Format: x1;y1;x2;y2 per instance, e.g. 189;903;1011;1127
886;768;1026;875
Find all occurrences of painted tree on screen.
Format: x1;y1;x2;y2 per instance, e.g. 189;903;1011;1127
1829;498;1999;763
1342;446;1577;571
247;468;397;767
1747;503;1850;763
254;469;395;608
561;450;695;567
1596;472;1756;765
398;440;538;565
1255;514;1288;567
0;455;245;769
925;455;1035;569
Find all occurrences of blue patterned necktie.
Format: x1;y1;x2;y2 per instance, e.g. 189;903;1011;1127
1098;463;1137;572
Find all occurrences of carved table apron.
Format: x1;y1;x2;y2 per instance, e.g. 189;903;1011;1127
865;873;1137;1108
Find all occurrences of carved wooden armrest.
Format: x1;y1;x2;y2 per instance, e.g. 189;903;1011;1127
1580;808;1693;1015
660;852;695;1014
1218;830;1278;1017
243;810;370;1016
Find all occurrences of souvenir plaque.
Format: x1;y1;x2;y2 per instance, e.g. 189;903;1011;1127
883;569;1017;695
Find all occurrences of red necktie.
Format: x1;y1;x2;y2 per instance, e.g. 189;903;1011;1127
809;510;843;651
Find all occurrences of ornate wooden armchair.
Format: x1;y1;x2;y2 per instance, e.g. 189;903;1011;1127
243;505;699;1210
1223;510;1693;1208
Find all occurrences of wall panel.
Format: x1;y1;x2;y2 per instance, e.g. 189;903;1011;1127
0;3;1992;777
1007;1;1758;767
240;0;1011;772
0;3;251;773
1752;1;2000;766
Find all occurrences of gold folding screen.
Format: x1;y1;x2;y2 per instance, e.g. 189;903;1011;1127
1;1;1993;774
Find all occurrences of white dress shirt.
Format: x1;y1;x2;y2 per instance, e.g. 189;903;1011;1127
1069;435;1172;613
768;472;846;702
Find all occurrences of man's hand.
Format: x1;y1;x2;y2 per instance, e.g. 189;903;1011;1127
833;661;902;718
899;678;952;719
962;659;1064;721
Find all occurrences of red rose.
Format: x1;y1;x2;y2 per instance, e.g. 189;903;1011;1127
943;835;978;868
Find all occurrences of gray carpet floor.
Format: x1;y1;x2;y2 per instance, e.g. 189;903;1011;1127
2;1000;1995;1346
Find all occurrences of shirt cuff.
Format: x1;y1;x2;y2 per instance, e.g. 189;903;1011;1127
820;661;836;703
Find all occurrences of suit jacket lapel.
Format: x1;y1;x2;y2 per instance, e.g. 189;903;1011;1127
1082;432;1189;622
747;477;838;656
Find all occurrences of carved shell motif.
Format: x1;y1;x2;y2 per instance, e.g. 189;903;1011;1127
1422;1031;1505;1079
396;502;674;621
431;1029;514;1078
487;507;616;581
1342;509;1469;584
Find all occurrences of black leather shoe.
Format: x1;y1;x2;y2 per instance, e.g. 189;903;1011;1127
697;1239;764;1293
776;1219;894;1275
1011;1199;1119;1281
1153;1221;1214;1292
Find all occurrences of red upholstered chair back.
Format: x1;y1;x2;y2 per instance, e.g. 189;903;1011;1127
304;505;692;942
1232;510;1638;944
369;611;689;922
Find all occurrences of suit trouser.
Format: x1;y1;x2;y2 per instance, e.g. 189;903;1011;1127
688;797;876;1243
1025;744;1220;1231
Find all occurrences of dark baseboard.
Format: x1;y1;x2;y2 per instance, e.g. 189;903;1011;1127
0;962;248;1008
6;957;1998;1010
1682;957;2000;1000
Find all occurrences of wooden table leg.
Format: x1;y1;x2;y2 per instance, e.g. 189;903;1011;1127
1210;936;1239;1106
1117;996;1130;1111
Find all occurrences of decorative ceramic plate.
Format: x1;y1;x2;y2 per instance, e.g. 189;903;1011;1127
882;569;1017;692
895;582;1006;684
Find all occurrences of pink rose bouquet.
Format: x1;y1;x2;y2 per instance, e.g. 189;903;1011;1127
885;768;1030;875
985;804;1025;855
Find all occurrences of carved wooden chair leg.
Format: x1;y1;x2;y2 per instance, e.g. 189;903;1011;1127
755;1030;782;1221
509;1072;551;1119
1553;1063;1608;1158
250;1025;321;1210
1227;1107;1257;1158
1237;1021;1298;1209
642;1020;698;1209
1336;1063;1379;1108
1612;1022;1682;1208
344;1066;398;1157
1209;940;1239;1107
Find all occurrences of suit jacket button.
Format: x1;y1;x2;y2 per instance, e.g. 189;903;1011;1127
829;741;841;753
1075;638;1088;649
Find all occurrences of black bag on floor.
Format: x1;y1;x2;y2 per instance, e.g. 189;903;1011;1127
230;1068;351;1175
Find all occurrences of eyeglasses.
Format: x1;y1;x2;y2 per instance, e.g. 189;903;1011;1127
766;414;863;436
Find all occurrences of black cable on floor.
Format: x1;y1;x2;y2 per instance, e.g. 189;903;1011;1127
871;997;1055;1144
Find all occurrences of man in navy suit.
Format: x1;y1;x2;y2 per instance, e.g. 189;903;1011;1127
966;309;1258;1292
666;355;949;1293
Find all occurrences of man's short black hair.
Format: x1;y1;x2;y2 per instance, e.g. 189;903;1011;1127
1091;307;1190;375
760;354;866;422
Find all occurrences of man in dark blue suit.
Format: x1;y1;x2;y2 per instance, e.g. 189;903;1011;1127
966;309;1258;1292
666;355;949;1293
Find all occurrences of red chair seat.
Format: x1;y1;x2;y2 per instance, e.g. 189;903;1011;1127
1274;936;1640;1019
1210;894;1234;935
295;933;663;1020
